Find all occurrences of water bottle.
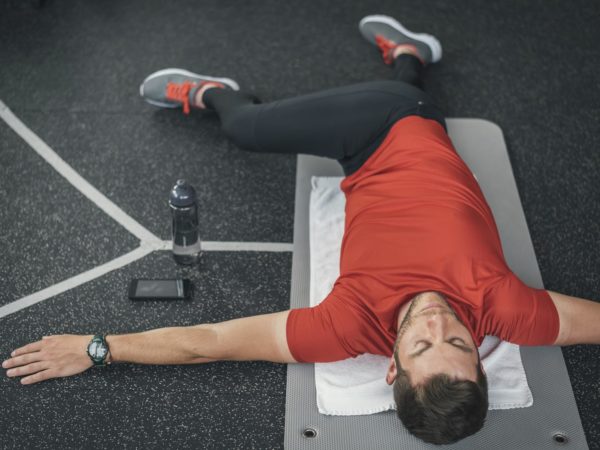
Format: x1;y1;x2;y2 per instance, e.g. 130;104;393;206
169;179;201;265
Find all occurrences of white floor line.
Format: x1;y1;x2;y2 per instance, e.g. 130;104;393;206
0;240;293;319
0;245;155;319
0;100;159;243
0;100;294;319
157;240;294;252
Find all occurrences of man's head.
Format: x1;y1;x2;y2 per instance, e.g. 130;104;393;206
386;291;488;444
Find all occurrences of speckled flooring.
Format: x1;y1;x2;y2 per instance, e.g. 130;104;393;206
1;1;598;449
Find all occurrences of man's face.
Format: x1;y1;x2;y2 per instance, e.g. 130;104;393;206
385;291;480;386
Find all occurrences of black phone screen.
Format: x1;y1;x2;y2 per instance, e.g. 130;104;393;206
130;279;190;299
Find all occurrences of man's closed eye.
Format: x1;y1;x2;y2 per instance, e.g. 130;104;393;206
409;338;473;358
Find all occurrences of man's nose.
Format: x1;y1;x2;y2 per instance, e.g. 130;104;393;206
426;313;447;338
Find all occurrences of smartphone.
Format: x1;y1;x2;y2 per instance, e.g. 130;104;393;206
128;279;193;301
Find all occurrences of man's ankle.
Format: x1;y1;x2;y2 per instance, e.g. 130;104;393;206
193;82;224;109
392;44;423;62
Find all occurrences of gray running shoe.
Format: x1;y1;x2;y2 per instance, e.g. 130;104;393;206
359;15;442;65
140;68;240;114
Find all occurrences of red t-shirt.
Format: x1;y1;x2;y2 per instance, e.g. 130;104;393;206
286;116;559;363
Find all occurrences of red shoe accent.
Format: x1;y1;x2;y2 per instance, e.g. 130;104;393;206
165;80;226;114
375;34;398;65
166;80;197;114
375;35;425;65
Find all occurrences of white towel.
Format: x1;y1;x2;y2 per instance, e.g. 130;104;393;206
309;176;533;416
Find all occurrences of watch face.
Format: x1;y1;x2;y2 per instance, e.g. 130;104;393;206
90;340;107;359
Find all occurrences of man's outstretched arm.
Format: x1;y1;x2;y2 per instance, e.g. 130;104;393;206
548;290;600;345
2;310;297;385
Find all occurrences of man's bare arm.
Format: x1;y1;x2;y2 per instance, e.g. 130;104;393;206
109;310;296;364
548;290;600;345
3;310;296;385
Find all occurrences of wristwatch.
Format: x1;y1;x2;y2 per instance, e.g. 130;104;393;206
86;335;111;367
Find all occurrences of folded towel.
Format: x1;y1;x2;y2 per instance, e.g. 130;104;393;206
309;176;533;416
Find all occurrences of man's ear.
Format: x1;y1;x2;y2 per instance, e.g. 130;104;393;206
386;356;397;385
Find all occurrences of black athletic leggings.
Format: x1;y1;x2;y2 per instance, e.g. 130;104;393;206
204;54;446;176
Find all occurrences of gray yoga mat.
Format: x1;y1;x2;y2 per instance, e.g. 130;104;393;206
284;119;588;450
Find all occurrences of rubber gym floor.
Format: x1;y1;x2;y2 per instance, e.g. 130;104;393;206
1;1;598;449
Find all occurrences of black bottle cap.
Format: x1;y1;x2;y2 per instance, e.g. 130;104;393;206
169;179;197;207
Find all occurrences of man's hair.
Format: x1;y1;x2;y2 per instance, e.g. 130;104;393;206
393;352;488;445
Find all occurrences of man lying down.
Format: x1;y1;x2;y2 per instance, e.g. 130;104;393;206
3;14;599;445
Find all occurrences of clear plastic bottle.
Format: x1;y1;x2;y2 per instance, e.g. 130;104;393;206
169;179;201;265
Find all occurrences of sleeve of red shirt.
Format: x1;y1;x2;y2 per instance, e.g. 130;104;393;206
286;292;360;363
484;272;560;345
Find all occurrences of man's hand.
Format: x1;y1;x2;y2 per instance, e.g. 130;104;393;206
2;334;94;385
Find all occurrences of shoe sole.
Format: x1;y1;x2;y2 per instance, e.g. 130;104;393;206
139;68;240;108
359;14;442;63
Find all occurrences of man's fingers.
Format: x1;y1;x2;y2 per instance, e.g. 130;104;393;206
21;369;54;385
6;361;48;378
11;340;44;357
3;351;43;369
3;338;49;369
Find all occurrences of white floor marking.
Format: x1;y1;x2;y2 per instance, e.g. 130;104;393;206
1;240;293;319
0;100;159;243
158;240;294;252
0;245;154;319
0;100;295;318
